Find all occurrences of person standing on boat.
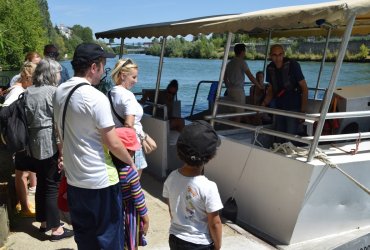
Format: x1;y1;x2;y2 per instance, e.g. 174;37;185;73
163;121;223;250
261;44;308;139
224;43;263;122
109;58;148;177
53;43;135;249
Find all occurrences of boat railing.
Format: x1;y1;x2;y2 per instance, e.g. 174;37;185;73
190;80;226;117
208;98;370;161
141;101;169;120
190;80;327;118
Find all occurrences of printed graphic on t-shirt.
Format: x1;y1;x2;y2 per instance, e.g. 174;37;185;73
185;185;197;221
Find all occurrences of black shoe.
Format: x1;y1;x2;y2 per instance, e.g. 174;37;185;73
50;228;74;242
39;222;65;233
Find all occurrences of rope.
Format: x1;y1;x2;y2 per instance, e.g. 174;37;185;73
271;142;370;195
331;132;361;155
230;126;264;199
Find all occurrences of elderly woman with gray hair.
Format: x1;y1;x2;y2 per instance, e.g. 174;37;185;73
24;58;73;241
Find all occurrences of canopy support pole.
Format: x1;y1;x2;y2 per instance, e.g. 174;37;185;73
211;32;233;127
263;30;272;78
314;27;332;100
153;37;167;117
119;38;124;59
307;15;356;161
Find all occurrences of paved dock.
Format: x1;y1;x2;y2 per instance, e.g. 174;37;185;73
2;171;275;250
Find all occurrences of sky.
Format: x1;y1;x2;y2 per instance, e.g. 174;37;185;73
48;0;329;43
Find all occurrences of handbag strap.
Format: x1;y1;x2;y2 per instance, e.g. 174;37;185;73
107;90;125;126
62;83;89;139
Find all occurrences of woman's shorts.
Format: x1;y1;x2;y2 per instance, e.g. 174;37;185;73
14;151;37;172
134;148;147;170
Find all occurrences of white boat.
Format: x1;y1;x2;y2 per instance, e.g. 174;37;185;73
96;1;370;248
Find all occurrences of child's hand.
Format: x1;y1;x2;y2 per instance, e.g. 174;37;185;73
142;214;150;235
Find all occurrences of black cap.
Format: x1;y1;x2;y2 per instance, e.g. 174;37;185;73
73;43;115;62
177;120;221;161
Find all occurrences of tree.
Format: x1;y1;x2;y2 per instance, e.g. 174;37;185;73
71;25;94;43
0;0;48;69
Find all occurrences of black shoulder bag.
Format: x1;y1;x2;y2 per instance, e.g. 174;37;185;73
107;90;125;126
62;83;89;139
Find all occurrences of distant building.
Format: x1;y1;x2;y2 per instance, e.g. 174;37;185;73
143;42;153;48
56;24;72;39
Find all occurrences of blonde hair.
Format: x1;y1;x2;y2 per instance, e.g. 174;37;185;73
111;58;138;85
20;61;37;83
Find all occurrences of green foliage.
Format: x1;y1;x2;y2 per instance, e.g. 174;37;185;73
0;0;48;70
71;25;94;43
358;44;369;59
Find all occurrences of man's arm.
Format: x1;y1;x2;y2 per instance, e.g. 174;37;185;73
245;69;263;89
208;211;222;250
100;126;135;168
299;79;308;113
261;84;273;107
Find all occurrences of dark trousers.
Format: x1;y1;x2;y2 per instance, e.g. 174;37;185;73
34;153;61;228
67;183;123;250
169;234;214;250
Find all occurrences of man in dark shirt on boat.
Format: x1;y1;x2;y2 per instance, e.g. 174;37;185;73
261;44;308;140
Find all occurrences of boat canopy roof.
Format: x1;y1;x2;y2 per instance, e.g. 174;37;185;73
95;0;370;39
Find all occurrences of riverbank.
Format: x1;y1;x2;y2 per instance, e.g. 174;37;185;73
2;170;275;250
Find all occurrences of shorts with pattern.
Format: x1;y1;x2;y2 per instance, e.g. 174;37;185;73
134;148;147;170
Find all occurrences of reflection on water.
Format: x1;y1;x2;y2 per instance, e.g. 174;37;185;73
60;55;370;116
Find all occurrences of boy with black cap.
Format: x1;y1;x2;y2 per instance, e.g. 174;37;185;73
163;120;223;250
53;43;135;249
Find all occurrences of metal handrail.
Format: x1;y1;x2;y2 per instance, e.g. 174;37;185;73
189;80;225;117
142;101;168;120
210;98;370;146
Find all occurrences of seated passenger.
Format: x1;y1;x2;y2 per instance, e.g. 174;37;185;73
141;80;184;132
250;71;266;106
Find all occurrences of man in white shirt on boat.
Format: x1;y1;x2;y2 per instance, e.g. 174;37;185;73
224;43;264;122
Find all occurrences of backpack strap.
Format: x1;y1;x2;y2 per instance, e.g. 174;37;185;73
107;90;125;126
62;83;89;139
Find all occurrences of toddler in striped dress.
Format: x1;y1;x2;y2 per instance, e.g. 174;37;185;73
111;127;149;250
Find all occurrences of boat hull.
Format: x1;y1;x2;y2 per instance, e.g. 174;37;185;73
205;136;370;244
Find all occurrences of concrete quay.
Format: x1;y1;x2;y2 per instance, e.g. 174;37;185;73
2;171;275;250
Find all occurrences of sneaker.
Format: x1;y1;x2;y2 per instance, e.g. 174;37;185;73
19;210;35;218
28;186;36;194
50;228;74;242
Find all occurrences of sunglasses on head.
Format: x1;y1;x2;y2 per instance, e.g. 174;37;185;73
121;59;133;68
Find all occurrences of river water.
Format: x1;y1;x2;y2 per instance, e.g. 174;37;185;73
60;54;370;116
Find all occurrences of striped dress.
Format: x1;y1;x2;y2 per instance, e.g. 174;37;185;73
118;165;148;250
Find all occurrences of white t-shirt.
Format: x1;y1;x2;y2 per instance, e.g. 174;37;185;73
3;85;24;106
109;85;144;137
224;57;249;89
53;77;119;189
163;170;223;245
